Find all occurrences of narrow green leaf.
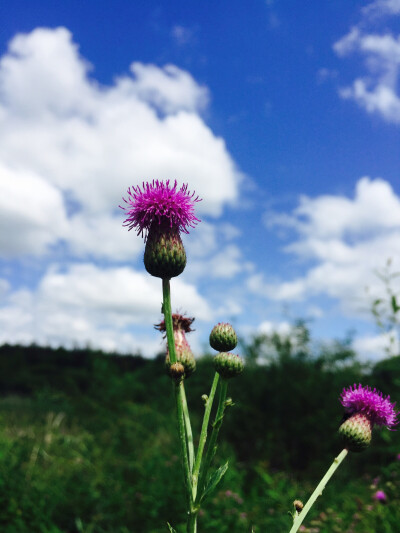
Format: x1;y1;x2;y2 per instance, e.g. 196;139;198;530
201;461;229;502
167;523;177;533
391;295;400;313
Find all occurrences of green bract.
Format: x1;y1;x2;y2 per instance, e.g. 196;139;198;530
214;352;244;379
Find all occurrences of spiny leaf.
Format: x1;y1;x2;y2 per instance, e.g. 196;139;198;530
167;523;177;533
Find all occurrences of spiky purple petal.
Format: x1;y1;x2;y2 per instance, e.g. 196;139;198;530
340;384;398;429
120;180;201;239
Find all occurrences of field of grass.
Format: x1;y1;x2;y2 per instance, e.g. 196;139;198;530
0;341;399;532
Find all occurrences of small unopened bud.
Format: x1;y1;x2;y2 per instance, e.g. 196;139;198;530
214;352;244;379
224;398;234;408
168;362;185;382
202;394;208;404
338;413;372;452
166;350;196;378
293;500;304;513
209;323;238;352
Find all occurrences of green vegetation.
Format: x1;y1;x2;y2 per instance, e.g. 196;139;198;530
0;330;399;532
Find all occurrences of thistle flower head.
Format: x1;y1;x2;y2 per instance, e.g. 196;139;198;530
374;490;387;502
155;313;196;378
121;180;201;239
340;384;398;429
155;313;195;334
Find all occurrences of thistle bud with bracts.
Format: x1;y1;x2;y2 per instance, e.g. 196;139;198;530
209;322;238;352
209;322;243;379
214;352;244;379
156;313;196;379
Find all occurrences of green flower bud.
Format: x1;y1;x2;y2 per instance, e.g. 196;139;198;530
167;362;185;382
144;223;186;279
338;413;372;452
165;344;196;378
214;352;244;379
209;323;238;352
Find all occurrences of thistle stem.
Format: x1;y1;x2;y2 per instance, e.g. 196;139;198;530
187;511;198;533
192;372;220;501
162;278;177;365
197;378;228;499
174;382;193;508
162;278;193;511
181;383;194;473
289;448;349;533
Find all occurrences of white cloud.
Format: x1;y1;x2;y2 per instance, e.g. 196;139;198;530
66;214;143;261
288;177;400;240
0;163;68;255
258;320;291;335
0;264;211;354
352;331;398;361
256;178;400;317
182;220;250;280
334;27;361;56
127;62;208;114
190;244;251;280
0;27;242;260
333;6;400;123
362;0;400;17
0;26;246;352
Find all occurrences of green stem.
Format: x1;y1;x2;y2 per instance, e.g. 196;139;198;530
289;448;349;533
181;383;194;474
192;372;220;501
162;278;193;511
197;378;228;499
162;278;176;364
187;510;198;533
174;382;193;508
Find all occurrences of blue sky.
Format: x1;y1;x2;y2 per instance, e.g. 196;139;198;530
0;0;399;360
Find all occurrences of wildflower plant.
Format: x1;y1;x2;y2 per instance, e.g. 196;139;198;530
121;180;398;533
289;384;398;532
121;180;243;532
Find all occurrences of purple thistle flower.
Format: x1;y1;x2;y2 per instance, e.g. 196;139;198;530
121;180;201;239
340;384;398;430
373;490;387;502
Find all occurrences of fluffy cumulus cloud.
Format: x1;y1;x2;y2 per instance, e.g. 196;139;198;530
0;26;243;352
333;0;400;123
255;177;400;317
0;26;242;259
182;220;252;280
0;163;68;255
0;264;211;355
